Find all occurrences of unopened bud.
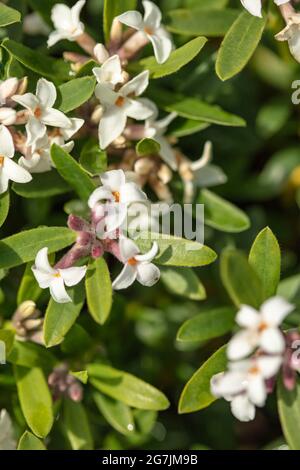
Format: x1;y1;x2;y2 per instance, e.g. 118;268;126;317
68;214;89;232
18;301;36;319
134;157;155;176
0;108;16;126
91;105;104;124
158;164;172;184
94;43;110;64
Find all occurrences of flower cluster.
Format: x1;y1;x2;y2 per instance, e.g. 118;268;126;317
210;296;300;422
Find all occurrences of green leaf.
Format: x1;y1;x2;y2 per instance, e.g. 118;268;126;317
63;399;93;450
199;189;250;233
160;266;206;300
278;378;300;450
17;262;43;304
177;307;236;342
135;233;217;267
0;227;76;270
0;329;15;356
168;118;210;138
88;363;170;411
220;249;263;308
0;191;9;228
13;171;71;198
70;370;88;384
51;144;96;202
18;431;46;450
8;340;56;371
80;140;107;175
93;392;135;436
15;366;53;438
249;227;281;301
85;258;112;325
178;345;227;413
103;0;137;43
1;39;70;82
58;77;96;113
166;8;239;37
44;284;86;348
136;138;160;156
140;37;207;79
0;3;21;27
216;12;266;81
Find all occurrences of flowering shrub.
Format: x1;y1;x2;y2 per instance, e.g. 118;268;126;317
0;0;300;451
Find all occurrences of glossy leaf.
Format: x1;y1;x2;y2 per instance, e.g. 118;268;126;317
8;340;56;371
88;364;170;411
0;329;15;357
160;266;206;300
93;392;135;436
18;431;46;450
70;370;88;384
13;171;71;198
0;192;9;228
63;399;93;450
17;262;43;304
44;284;86;348
136;138;160;156
0;227;76;270
216;12;266;81
178;346;227;413
103;0;137;42
249;227;281;301
85;258;112;325
0;3;21;27
278;378;300;450
51;144;96;202
177;307;236;342
15;366;53;438
58;77;96;113
80;141;107;175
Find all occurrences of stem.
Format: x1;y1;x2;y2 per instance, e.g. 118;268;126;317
117;30;149;61
75;32;97;57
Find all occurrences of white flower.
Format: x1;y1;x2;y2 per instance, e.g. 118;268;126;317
88;169;147;233
275;14;300;63
211;355;283;421
0;78;19;125
32;247;87;304
112;237;160;290
241;0;289;18
0;410;16;450
117;0;172;64
13;78;72;147
0;125;32;193
48;0;86;47
227;296;294;361
95;71;153;149
93;55;124;88
0;107;16;126
23;12;50;36
94;43;110;64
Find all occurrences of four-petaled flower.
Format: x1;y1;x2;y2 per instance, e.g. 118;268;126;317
32;247;87;303
227;296;294;361
95;70;153;149
117;0;172;64
0;78;19;126
112;237;160;290
0;125;32;194
13;78;72;147
88;169;147;233
47;0;86;47
93;55;124;88
240;0;289;18
211;355;283;422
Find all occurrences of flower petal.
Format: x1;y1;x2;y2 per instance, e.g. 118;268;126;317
0;171;9;194
112;263;137;290
3;158;32;184
26;118;47;147
156;136;177;170
247;374;266;407
230;395;256;422
99;106;127;149
149;33;172;64
125;98;154;120
240;0;262;17
12;92;38;111
47;30;67;47
51;3;73;30
121;71;149;97
143;0;162;29
0;78;18;102
0;107;17;126
117;10;143;30
93;55;123;86
119;237;140;261
135;242;158;262
120;182;147;204
71;0;86;25
34;247;55;273
100;169;126;192
42;108;71;128
261;296;294;326
88;186;113;209
259;327;286;355
95;83;118;107
136;262;160;287
236;305;260;328
105;203;128;232
256;355;283;379
36;78;56;108
227;330;257;361
211;370;247;397
60;118;84;140
0;125;14;158
193;164;228;188
50;277;72;303
59;266;87;286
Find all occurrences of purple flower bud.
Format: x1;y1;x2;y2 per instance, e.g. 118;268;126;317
68;214;89;232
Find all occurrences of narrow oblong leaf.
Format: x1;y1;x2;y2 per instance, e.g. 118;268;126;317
178;345;227;413
15;366;53;438
0;191;9;228
58;77;96;113
136;138;161;156
13;171;71;198
0;3;21;27
17;431;46;450
220;249;263;308
44;284;86;348
177;307;236;342
0;329;15;356
93;392;135;436
140;37;207;79
17;262;43;304
216;12;266;81
51;144;96;202
88;363;170;411
199;189;250;233
8;341;56;371
135;233;217;267
0;227;76;270
249;227;281;301
103;0;137;42
278;378;300;450
85;258;112;325
63;399;93;450
160;266;206;300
